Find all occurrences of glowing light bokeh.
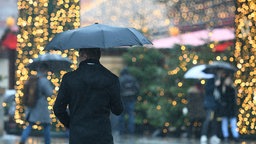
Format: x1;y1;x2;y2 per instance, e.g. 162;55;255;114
16;0;80;131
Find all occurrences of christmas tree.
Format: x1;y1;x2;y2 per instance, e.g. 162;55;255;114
122;43;234;135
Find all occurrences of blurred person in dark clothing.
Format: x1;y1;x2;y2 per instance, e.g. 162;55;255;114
118;67;139;135
219;75;240;142
53;48;123;144
19;64;53;144
0;24;18;89
186;82;205;138
200;70;226;144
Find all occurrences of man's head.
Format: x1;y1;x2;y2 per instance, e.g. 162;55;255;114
78;48;101;62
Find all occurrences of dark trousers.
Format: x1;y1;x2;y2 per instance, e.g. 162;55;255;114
119;98;135;134
187;118;204;138
201;109;218;137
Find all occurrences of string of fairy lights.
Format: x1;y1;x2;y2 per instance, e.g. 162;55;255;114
234;0;256;135
15;0;51;129
14;0;255;135
163;0;236;32
154;0;256;135
16;0;80;131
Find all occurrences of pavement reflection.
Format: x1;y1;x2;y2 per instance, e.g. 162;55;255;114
0;134;255;144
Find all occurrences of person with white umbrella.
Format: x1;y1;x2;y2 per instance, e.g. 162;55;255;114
184;65;213;139
184;64;220;143
200;76;222;144
200;61;237;144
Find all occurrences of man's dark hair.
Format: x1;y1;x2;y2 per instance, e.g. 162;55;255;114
79;48;101;60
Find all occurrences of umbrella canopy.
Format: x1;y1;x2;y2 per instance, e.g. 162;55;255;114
44;23;152;50
203;61;237;74
26;53;72;72
184;64;214;79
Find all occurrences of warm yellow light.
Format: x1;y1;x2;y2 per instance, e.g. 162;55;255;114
156;105;161;110
16;0;80;131
234;0;256;135
178;82;183;87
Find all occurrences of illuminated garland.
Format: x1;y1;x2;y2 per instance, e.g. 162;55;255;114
234;0;256;135
14;0;256;135
162;0;253;135
16;0;80;131
162;0;235;32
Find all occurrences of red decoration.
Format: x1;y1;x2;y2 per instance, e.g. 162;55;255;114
214;41;233;52
1;32;17;50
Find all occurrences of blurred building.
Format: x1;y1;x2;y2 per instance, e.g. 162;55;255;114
80;0;236;40
80;0;169;40
0;0;18;89
158;0;235;32
0;0;18;36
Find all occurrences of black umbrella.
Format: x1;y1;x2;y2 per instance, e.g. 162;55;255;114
44;23;152;51
203;61;237;74
26;53;72;72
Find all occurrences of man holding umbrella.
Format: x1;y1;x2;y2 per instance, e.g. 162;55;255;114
53;48;124;144
46;23;151;144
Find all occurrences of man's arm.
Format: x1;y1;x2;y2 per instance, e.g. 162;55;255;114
53;75;70;128
109;78;123;115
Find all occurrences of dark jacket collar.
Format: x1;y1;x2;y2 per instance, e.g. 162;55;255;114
79;59;100;67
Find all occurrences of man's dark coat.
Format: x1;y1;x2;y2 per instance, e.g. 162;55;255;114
53;59;123;144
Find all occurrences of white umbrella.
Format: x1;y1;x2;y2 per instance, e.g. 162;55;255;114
184;64;214;79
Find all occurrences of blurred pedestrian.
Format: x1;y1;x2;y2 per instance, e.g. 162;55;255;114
186;81;205;138
0;24;18;89
53;48;123;144
219;75;240;142
19;64;54;144
118;67;139;135
200;70;226;144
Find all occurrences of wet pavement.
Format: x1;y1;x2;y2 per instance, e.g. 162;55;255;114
0;133;256;144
